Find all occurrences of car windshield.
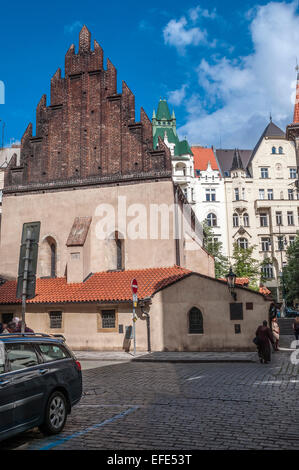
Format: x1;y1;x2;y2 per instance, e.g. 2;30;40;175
0;342;5;374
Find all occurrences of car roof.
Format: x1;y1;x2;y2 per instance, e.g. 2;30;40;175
0;334;65;344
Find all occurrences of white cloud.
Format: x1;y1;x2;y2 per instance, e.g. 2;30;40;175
189;5;217;22
168;84;188;106
175;2;299;148
64;21;83;35
163;16;207;54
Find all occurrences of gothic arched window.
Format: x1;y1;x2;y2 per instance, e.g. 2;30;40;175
189;307;204;334
272;146;276;154
115;231;124;271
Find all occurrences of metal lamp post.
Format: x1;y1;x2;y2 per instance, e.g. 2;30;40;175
277;223;287;317
226;266;237;301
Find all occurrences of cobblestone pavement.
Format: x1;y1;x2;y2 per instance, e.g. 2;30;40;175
1;350;298;450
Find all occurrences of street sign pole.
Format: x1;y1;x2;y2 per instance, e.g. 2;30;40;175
131;279;138;356
133;302;136;356
21;229;32;334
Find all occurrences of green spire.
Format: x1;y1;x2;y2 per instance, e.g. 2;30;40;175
156;99;172;121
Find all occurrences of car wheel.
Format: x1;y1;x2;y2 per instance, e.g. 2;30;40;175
39;391;68;435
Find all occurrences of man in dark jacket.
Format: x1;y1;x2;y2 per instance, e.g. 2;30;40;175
256;320;275;364
14;321;34;333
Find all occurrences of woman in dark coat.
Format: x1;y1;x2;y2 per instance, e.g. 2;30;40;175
256;320;275;364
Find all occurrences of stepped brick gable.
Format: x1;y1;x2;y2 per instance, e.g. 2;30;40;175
5;26;171;191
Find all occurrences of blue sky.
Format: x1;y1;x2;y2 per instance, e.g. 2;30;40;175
1;0;299;149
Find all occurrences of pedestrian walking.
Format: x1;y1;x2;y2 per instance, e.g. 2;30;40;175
256;320;275;364
271;317;280;351
293;317;299;347
269;302;276;327
14;321;34;333
7;321;17;333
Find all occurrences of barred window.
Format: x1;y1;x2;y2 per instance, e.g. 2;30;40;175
49;311;62;329
101;310;116;329
188;307;203;334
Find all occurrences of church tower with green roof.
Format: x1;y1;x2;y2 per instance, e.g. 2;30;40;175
152;98;195;203
152;98;193;157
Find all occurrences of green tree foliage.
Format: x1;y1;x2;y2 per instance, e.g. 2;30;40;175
283;233;299;304
202;221;230;278
231;242;261;289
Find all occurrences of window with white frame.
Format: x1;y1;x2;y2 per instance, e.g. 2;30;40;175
233;213;239;227
259;189;265;200
289;236;295;245
243;213;249;227
206;213;217;227
267;189;273;200
288;189;294;200
238;238;248;249
261;264;274;279
290;168;296;179
261;168;269;179
287;211;294;225
261;237;271;252
276;211;282;225
205;188;216;201
260;213;268;227
234;188;239;201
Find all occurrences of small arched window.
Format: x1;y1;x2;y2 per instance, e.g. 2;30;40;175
238;238;248;249
207;213;217;227
272;146;276;154
233;213;239;227
278;147;283;154
243;213;249;227
189;307;204;334
115;231;124;270
50;242;56;278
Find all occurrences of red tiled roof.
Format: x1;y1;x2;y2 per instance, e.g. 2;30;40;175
219;277;249;286
191;146;219;174
0;266;191;305
259;286;271;296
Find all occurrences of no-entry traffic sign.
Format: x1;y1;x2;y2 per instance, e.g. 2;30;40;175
131;278;138;294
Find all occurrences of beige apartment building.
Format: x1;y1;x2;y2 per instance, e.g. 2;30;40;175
216;121;299;301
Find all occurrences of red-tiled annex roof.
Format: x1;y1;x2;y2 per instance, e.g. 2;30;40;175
191;146;219;174
0;266;191;305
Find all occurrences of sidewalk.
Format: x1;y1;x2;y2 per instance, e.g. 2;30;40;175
73;350;259;363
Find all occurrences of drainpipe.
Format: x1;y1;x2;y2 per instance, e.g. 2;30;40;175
174;185;180;266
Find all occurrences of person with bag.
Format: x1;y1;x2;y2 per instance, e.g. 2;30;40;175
255;320;275;364
271;317;280;351
293;317;299;346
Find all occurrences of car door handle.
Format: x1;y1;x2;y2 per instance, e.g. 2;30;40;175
0;380;10;387
39;369;49;375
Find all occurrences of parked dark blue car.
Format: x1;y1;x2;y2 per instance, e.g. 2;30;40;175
0;333;82;442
